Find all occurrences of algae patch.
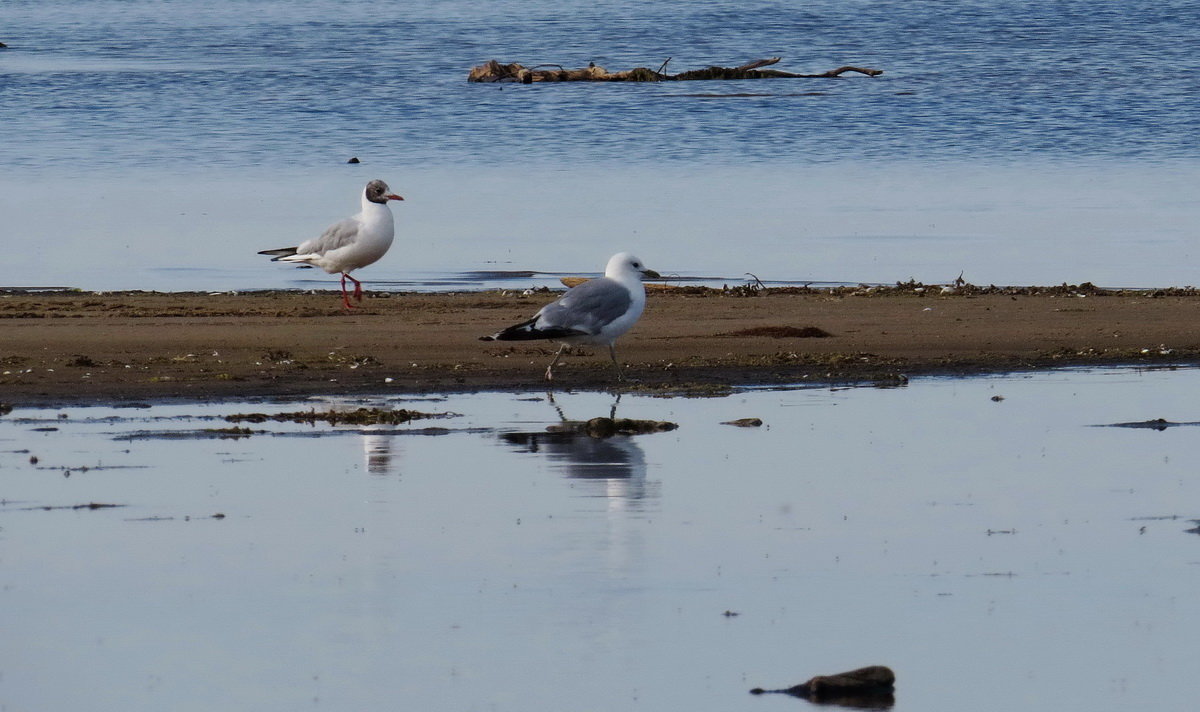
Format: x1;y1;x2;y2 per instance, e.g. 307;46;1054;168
224;407;443;426
547;417;678;438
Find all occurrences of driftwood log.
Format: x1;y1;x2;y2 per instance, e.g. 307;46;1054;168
468;57;881;83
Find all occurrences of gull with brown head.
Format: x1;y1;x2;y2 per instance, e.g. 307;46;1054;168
259;179;403;309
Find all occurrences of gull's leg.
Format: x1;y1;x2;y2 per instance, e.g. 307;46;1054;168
340;274;357;310
544;343;569;381
608;344;624;381
346;273;364;301
547;392;567;421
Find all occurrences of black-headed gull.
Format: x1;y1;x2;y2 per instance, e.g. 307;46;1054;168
259;179;403;309
481;252;659;381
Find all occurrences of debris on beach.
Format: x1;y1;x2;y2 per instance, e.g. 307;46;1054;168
66;354;100;367
750;665;895;707
468;57;882;83
720;326;832;339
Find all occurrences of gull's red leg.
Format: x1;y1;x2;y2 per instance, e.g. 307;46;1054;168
347;274;364;301
340;273;357;310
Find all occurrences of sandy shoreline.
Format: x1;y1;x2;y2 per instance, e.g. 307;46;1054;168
3;285;1200;406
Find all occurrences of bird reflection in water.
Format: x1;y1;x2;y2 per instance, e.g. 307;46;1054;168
361;426;399;475
500;393;662;504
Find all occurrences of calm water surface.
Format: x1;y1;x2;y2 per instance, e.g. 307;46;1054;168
4;0;1199;168
2;0;1199;290
4;368;1200;711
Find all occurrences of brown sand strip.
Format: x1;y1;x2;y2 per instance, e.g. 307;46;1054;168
2;288;1199;405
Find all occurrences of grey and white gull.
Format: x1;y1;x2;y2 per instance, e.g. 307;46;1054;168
481;252;660;381
259;179;403;309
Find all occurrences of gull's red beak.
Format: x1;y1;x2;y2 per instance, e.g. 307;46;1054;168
387;194;404;201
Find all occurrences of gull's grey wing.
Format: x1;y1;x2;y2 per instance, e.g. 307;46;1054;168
297;217;361;256
538;277;632;335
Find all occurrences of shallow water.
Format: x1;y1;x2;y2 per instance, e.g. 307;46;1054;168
3;161;1199;293
4;367;1200;711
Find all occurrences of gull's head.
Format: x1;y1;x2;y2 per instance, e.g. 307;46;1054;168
606;252;660;281
364;179;404;204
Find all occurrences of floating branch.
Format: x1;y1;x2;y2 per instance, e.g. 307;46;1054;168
468;57;882;83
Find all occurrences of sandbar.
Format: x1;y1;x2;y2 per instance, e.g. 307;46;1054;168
2;285;1199;405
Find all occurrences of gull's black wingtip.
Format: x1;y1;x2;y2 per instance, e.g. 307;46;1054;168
258;247;299;261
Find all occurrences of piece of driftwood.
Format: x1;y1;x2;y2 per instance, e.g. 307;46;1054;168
751;665;895;708
560;276;677;292
468;57;881;83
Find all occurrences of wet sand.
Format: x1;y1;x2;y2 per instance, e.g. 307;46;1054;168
3;286;1200;404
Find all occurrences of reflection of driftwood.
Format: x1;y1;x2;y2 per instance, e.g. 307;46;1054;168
468;57;882;83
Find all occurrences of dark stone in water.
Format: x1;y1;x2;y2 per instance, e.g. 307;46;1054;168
722;418;763;427
582;417;677;438
751;665;895;709
347;156;361;164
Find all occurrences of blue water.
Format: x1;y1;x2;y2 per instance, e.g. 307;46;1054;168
2;0;1199;290
4;0;1199;168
